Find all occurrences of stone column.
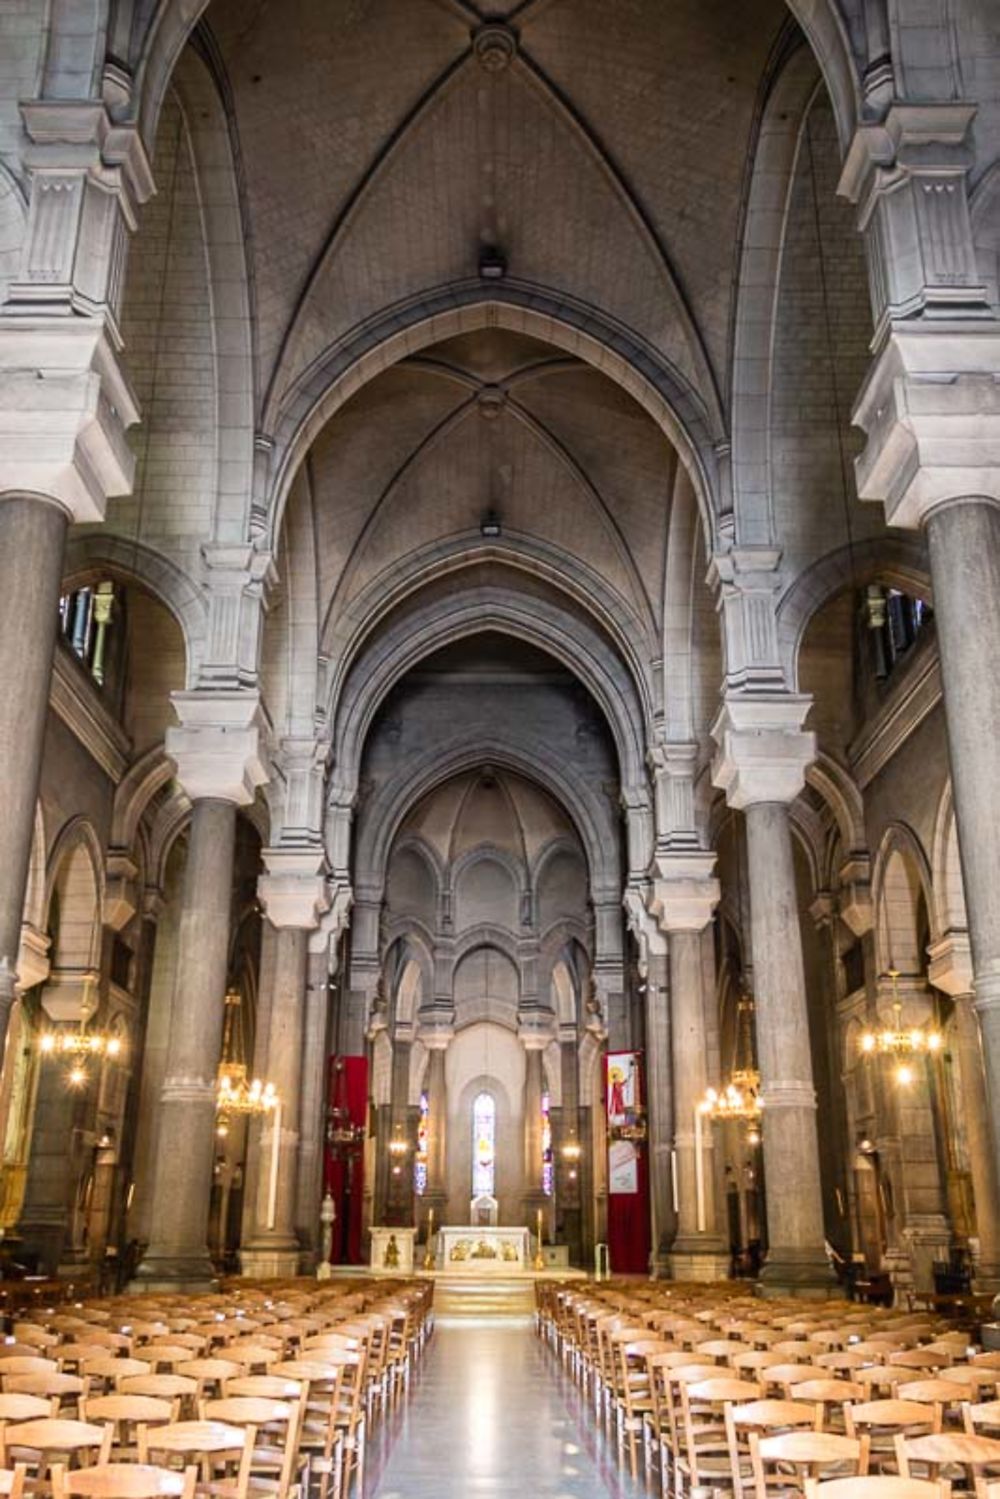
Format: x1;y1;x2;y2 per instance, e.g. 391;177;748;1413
0;498;69;1041
522;1039;549;1232
422;1040;449;1221
294;947;332;1268
649;856;728;1278
713;697;835;1294
132;799;239;1290
242;849;328;1278
929;934;1000;1289
642;950;674;1275
132;692;269;1290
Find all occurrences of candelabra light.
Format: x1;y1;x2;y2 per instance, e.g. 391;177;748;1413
859;969;943;1068
38;976;122;1087
215;990;278;1135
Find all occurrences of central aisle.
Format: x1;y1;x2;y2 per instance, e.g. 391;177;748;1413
371;1316;641;1499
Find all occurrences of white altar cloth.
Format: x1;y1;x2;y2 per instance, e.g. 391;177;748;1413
437;1224;531;1272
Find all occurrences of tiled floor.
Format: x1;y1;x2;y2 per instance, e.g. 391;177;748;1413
370;1315;643;1499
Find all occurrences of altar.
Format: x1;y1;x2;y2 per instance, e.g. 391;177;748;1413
437;1224;531;1272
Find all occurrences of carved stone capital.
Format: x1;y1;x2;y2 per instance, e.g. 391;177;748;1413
650;851;719;934
0;318;139;521
854;324;1000;529
166;690;271;806
259;848;330;930
711;695;815;809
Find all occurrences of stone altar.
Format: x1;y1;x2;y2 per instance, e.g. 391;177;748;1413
437;1224;531;1271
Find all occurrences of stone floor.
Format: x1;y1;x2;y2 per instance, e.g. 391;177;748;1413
370;1315;643;1499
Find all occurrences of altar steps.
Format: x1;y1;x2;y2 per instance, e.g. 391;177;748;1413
431;1276;537;1318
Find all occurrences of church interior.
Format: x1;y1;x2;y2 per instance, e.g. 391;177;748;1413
2;0;1000;1495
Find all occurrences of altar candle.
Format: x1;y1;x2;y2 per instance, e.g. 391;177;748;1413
427;1206;434;1237
536;1206;543;1245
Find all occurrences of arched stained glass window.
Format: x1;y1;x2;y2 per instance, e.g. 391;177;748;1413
542;1091;553;1197
414;1090;429;1196
472;1091;496;1197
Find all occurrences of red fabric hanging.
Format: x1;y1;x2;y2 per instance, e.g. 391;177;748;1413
605;1049;651;1274
324;1054;368;1265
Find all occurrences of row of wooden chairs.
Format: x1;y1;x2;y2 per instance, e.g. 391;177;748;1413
0;1276;433;1499
536;1279;1000;1498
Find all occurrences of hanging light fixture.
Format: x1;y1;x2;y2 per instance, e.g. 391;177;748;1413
38;975;122;1086
215;988;277;1136
700;995;763;1129
858;968;943;1072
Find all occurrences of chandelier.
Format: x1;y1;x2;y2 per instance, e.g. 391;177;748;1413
859;969;943;1077
699;995;762;1135
215;989;277;1137
38;976;121;1087
327;1058;365;1151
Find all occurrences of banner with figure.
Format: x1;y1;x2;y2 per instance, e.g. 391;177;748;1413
604;1049;650;1272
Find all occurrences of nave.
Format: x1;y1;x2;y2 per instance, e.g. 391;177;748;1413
372;1315;638;1499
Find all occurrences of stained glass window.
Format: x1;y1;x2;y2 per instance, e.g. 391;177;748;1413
542;1090;554;1197
472;1091;496;1197
414;1089;429;1196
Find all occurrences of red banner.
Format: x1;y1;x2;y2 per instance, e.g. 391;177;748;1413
324;1054;368;1265
605;1050;651;1274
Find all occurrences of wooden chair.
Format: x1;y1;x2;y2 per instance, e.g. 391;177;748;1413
676;1379;762;1498
0;1470;24;1499
51;1463;196;1499
762;1365;830;1397
0;1418;112;1482
0;1396;58;1425
139;1420;252;1499
964;1402;1000;1439
200;1397;303;1499
1;1376;86;1418
791;1379;865;1431
0;1361;58;1378
725;1399;823;1499
749;1429;869;1497
119;1376;198;1415
804;1478;949;1499
80;1395;176;1459
845;1401;942;1473
895;1380;970;1429
175;1361;242;1401
895;1431;1000;1495
80;1359;152;1396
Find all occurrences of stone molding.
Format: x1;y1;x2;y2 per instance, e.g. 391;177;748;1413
707;545;786;694
854;324;1000;529
307;882;353;956
848;632;940;789
711;695;815;809
760;1079;817;1110
258;848;330;930
166;689;271;806
50;643;131;783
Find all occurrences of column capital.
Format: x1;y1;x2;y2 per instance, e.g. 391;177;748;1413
0;319;139;521
649;851;719;934
711;694;815;809
647;739;702;851
623;885;667;959
258;848;330;930
307;881;353;957
927;930;974;997
166;689;271;806
854;324;1000;529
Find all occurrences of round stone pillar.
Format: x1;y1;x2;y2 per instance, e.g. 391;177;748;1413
0;496;69;1043
132;797;238;1290
925;499;1000;1198
713;696;835;1295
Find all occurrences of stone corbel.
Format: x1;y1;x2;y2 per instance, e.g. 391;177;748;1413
17;923;51;993
927;929;973;997
103;850;140;932
711;694;815;810
838;856;874;937
41;966;99;1024
166;689;271;806
647;740;700;851
267;734;330;848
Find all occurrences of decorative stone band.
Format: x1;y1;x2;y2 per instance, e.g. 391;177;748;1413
166;689;271;805
760;1079;817;1111
711;695;815;810
973;968;1000;1021
160;1077;217;1106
